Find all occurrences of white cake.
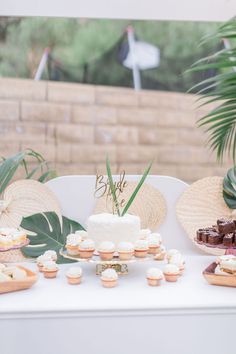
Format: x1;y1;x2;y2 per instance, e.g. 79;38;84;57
87;213;141;248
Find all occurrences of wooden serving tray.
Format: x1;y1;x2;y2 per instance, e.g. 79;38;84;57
203;262;236;287
0;266;38;294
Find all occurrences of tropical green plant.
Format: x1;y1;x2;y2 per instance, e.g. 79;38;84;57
223;166;236;209
21;211;84;263
106;157;152;216
189;17;236;161
0;149;56;195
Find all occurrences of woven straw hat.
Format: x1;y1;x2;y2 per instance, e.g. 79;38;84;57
0;179;61;262
94;181;167;230
176;176;231;255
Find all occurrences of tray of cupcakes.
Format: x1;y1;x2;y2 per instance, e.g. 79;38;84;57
60;228;165;265
196;218;236;249
203;254;236;287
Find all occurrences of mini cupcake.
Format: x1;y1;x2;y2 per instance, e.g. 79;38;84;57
79;239;95;259
44;250;58;261
75;230;88;240
37;254;52;272
163;264;180;282
66;233;81;256
101;268;118;288
146;267;163;286
134;239;149;258
147;234;161;254
166;249;180;262
154;245;166;261
98;241;115;261
42;260;59;279
139;229;151;240
66;266;83;285
118;241;134;260
169;253;185;275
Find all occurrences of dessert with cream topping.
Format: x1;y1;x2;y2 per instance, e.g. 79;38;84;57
44;250;57;262
163;264;180;282
169;253;185;275
139;229;151;240
146;267;163;286
101;268;118;288
42;260;59;279
118;241;134;260
0;228;28;250
66;233;81;256
79;239;95;259
147;233;161;254
154;245;166;261
98;241;115;261
166;249;180;262
134;239;149;258
66;266;83;285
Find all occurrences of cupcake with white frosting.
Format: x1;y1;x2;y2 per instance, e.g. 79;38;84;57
44;250;57;262
42;260;59;279
134;239;149;258
147;234;161;254
79;239;95;259
166;249;180;262
146;267;163;286
37;254;52;272
118;241;134;260
169;253;185;275
66;266;83;285
139;229;151;240
154;245;166;261
98;241;115;261
75;230;88;240
163;264;180;282
101;268;118;288
66;233;81;256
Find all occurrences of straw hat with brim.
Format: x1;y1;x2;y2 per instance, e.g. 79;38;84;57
0;179;61;262
94;181;167;230
176;176;231;256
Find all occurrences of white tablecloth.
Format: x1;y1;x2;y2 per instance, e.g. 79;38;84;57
0;255;235;354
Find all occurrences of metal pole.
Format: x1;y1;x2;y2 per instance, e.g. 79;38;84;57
34;47;50;80
127;26;141;91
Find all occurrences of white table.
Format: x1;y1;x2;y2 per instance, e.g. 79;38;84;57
0;176;235;354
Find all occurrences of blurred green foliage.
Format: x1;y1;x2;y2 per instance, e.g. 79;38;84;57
0;17;219;92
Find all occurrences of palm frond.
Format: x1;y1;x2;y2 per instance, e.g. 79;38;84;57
189;17;236;161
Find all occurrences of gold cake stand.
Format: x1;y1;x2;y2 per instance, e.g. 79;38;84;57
60;248;153;275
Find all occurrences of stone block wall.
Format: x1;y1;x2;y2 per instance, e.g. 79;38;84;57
0;78;232;183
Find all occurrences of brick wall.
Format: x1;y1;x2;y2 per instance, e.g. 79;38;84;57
0;78;232;183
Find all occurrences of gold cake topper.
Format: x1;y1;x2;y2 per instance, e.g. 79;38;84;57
94;171;128;214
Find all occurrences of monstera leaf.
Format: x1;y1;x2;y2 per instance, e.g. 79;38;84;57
21;211;85;264
223;167;236;209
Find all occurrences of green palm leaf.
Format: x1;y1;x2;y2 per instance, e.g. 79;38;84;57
0;149;56;195
189;17;236;161
223;166;236;208
21;211;85;263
